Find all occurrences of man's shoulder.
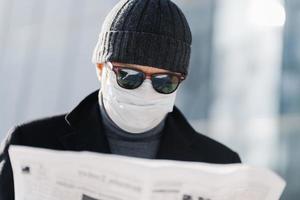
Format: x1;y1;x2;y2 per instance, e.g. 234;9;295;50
170;106;241;163
4;90;100;150
18;113;69;132
7;114;71;148
189;130;241;163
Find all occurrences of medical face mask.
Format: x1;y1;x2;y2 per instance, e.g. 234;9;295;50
99;63;177;133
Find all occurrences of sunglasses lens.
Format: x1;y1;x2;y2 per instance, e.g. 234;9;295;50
116;68;144;89
152;74;180;94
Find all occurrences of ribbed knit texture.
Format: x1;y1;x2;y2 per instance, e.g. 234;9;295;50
92;0;192;75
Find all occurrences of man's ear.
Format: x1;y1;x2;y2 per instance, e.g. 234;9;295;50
96;63;104;81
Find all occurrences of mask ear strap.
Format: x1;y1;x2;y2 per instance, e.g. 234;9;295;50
108;62;120;85
100;65;108;97
102;62;109;80
105;61;113;71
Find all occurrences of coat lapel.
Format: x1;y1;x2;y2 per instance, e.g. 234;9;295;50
155;107;199;161
60;90;111;153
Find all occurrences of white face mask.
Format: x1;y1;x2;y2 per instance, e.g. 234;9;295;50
99;62;177;134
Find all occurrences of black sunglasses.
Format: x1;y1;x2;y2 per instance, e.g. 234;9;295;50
108;63;186;94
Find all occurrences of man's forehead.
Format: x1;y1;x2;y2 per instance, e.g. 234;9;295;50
111;62;179;74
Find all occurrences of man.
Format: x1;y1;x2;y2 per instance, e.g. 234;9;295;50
0;0;241;199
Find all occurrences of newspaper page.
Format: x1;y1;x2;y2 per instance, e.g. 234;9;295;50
8;145;286;200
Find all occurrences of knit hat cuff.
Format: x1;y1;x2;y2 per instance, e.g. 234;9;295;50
92;31;191;75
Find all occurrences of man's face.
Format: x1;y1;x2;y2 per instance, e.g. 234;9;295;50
97;62;180;133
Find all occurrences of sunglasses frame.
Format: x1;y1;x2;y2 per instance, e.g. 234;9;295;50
107;62;186;94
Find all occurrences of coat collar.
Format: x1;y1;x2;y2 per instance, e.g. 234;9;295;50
61;89;198;161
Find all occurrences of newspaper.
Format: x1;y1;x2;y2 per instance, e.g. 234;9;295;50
8;145;286;200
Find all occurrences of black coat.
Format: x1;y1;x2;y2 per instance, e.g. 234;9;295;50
0;90;241;200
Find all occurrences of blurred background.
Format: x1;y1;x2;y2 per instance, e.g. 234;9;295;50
0;0;299;198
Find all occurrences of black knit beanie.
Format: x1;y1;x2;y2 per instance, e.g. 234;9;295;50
92;0;192;75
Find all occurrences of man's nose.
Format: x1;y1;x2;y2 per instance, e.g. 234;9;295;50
145;75;152;80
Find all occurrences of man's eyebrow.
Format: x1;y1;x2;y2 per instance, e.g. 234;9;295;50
112;62;181;75
115;64;139;69
113;63;136;68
